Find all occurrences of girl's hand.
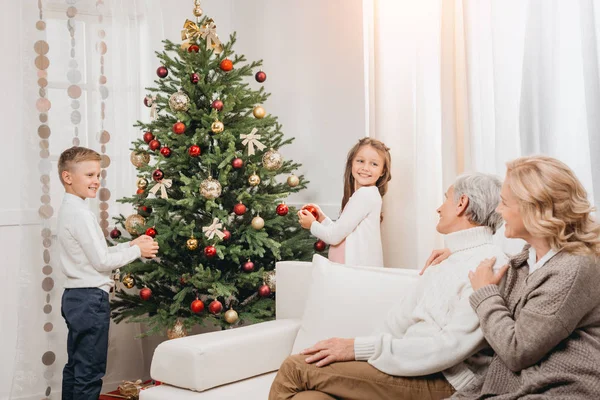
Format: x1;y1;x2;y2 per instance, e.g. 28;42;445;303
300;338;355;367
298;210;316;229
468;257;509;291
419;248;451;275
304;203;327;222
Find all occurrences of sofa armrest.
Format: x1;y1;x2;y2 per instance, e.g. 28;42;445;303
150;318;300;392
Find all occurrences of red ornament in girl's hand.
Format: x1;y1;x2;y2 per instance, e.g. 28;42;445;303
145;227;157;238
302;205;319;220
314;240;326;252
208;300;222;314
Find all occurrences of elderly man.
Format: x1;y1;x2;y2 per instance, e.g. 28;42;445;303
269;172;509;400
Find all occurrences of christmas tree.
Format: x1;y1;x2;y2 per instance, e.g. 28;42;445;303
110;2;320;336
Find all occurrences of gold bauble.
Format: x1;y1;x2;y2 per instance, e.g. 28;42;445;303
167;318;188;340
264;270;276;292
136;177;148;189
253;105;266;119
193;5;203;17
248;173;261;186
211;120;224;134
186;237;198;251
262;149;283;171
251;216;265;230
200;176;222;199
224;309;239;324
130;151;150;168
124;214;146;236
121;274;135;289
287;174;300;187
169;90;191;112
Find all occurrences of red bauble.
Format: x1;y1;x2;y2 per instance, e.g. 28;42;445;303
160;147;172;157
258;284;271;298
204;245;217;258
145;227;157;238
190;73;200;84
314;240;327;252
143;96;152;107
242;260;255;273
143;131;154;143
276;203;289;216
219;59;233;71
233;202;247;216
211;99;224;112
302;205;320;220
109;228;121;239
255;71;267;83
152;169;164;181
149;139;161;151
136;188;145;195
231;158;244;169
138;205;152;216
172;121;186;135
156;66;168;78
187;44;200;53
191;299;204;314
188;145;201;157
208;300;223;314
140;287;152;301
222;230;231;241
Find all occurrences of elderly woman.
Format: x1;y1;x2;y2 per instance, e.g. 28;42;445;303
452;155;600;399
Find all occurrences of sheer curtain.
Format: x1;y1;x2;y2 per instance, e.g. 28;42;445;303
6;1;164;398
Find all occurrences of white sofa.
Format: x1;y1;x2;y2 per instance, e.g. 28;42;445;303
140;255;419;400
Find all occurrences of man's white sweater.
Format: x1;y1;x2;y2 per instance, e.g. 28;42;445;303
354;226;508;390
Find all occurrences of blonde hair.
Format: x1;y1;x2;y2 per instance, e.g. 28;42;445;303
58;146;101;185
506;155;600;256
341;138;392;213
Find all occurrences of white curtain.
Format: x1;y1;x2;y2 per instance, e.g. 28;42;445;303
369;0;600;266
5;1;164;398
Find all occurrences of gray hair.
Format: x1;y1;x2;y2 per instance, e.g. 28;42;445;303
453;172;503;234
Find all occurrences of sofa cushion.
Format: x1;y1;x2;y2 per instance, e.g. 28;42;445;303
292;255;419;353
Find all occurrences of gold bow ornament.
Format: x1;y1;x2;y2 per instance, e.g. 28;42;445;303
202;217;225;240
149;179;173;199
240;128;266;156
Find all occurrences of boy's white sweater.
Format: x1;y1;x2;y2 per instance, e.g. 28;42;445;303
354;226;508;390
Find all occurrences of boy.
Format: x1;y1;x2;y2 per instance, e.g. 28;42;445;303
57;146;158;399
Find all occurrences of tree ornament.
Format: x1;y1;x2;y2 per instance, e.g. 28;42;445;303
187;44;200;53
202;218;226;240
143;131;154;143
109;228;121;239
302;205;320;220
258;284;271;298
149;139;161;151
264;270;276;292
140;287;152;301
208;300;222;314
192;3;203;17
167;318;187;339
248;173;261;186
122;274;135;289
262;149;283;171
130;151;150;168
191;298;204;314
143;95;153;107
138;205;152;217
211;120;224;134
145;227;157;238
242;260;255;273
136;177;148;189
233;202;247;216
255;70;267;83
314;239;327;252
252;216;265;230
136;188;145;195
224;309;239;324
219;58;233;71
173;121;186;135
231;158;243;169
200;177;222;199
222;230;231;241
241;128;266;155
149;178;173;199
276;203;289;216
152;169;164;182
287;174;300;187
160;146;172;157
169;90;191;113
204;245;217;258
186;237;198;251
188;145;201;157
211;99;224;111
125;214;145;235
253;105;266;119
156;66;168;78
190;73;200;84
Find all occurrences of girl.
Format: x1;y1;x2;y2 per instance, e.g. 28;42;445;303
298;138;392;267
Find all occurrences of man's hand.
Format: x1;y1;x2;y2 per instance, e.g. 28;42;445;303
130;235;159;258
297;210;316;229
468;257;509;291
419;248;451;275
300;338;355;367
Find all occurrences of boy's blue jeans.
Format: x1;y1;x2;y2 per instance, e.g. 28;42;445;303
61;288;110;400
